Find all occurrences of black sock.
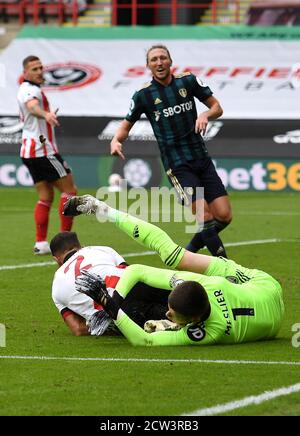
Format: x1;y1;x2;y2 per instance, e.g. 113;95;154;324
214;218;230;233
186;227;205;252
186;220;227;258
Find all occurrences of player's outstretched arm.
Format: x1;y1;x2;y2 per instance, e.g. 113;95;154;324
75;265;215;346
110;120;134;160
74;267;194;346
64;312;90;336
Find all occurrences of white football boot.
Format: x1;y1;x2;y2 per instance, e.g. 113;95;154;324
34;241;51;255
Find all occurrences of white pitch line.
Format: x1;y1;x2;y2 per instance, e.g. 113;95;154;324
0;238;297;272
0;356;299;366
225;238;279;247
122;250;155;258
0;261;56;270
184;382;300;416
1;209;299;216
237;211;300;216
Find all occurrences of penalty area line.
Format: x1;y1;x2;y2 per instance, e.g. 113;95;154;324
0;356;300;366
183;382;300;416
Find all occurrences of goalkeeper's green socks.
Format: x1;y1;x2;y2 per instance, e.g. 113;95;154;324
107;209;184;269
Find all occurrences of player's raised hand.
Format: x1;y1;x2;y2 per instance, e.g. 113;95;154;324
110;140;125;160
45;111;59;127
195;113;208;135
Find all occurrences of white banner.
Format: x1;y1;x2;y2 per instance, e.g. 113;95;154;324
0;38;299;119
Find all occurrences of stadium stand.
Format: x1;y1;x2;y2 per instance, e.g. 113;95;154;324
199;0;252;24
246;0;300;25
0;22;20;51
0;0;91;25
75;0;110;27
0;1;252;26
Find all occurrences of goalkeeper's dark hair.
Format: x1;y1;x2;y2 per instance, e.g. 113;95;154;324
50;231;81;256
168;281;211;321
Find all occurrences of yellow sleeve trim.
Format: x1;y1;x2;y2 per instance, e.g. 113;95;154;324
139;81;151;90
174;72;191;78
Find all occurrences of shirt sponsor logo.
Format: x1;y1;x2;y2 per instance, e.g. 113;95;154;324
162;101;193;118
187;323;206;341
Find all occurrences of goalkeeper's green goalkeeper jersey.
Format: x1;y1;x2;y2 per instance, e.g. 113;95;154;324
114;257;284;346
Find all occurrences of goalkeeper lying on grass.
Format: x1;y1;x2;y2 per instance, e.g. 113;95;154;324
64;195;285;347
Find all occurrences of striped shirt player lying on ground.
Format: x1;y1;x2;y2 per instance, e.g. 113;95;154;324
64;195;285;347
50;231;172;337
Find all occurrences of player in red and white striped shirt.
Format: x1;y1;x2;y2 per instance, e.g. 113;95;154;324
50;232;168;336
17;55;77;254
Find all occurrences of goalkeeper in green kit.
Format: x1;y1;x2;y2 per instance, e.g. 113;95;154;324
64;195;285;347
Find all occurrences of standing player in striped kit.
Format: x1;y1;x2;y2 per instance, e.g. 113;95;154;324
111;45;232;258
17;56;77;254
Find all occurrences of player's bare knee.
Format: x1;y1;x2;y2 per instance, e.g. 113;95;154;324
215;210;232;224
203;211;214;222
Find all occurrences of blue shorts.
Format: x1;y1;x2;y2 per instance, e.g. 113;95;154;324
167;157;227;206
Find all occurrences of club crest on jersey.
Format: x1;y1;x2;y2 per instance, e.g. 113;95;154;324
154;98;162;105
179;88;187;98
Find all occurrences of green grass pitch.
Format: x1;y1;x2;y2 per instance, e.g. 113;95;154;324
0;188;300;416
